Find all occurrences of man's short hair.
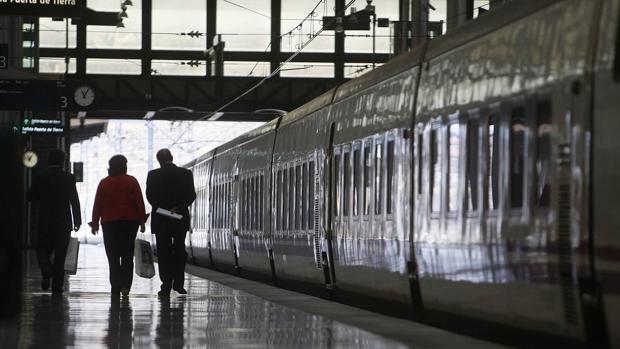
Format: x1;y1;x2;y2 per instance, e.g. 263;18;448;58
48;149;66;166
156;148;173;164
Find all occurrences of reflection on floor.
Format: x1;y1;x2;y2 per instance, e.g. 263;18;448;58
2;244;407;348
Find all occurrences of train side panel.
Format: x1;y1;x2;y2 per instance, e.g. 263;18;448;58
414;0;598;339
593;0;620;346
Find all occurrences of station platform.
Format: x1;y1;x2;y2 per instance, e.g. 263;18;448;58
0;244;506;348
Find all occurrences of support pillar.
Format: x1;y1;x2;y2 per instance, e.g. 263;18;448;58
76;20;86;76
270;0;281;76
141;0;152;76
206;0;217;76
446;0;473;32
334;0;345;82
411;0;428;48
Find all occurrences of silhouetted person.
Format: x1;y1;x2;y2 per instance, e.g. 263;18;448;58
29;149;81;294
146;149;196;298
91;155;146;297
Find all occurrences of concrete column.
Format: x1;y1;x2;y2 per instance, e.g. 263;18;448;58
411;0;428;47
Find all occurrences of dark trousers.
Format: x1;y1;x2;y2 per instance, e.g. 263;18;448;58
36;230;70;292
154;224;187;292
102;220;139;292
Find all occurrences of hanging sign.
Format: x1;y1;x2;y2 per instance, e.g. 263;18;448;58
0;0;83;18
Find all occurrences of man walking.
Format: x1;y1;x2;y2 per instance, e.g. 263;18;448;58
146;149;196;298
29;149;81;294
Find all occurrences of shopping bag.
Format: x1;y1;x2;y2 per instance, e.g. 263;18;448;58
134;239;155;279
64;237;80;275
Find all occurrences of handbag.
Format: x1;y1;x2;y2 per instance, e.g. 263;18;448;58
134;238;155;279
64;237;80;275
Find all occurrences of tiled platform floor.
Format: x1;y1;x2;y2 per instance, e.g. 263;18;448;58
0;244;506;348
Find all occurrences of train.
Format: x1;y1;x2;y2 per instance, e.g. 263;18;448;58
159;0;620;346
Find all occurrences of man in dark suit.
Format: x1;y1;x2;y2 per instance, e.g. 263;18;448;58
146;149;196;298
29;149;81;294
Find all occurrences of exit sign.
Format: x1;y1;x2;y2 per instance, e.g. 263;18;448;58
0;44;7;70
0;0;83;18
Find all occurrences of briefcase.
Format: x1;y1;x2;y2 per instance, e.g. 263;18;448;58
64;237;80;275
134;239;155;279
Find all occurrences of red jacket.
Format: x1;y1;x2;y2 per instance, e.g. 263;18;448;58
91;174;146;228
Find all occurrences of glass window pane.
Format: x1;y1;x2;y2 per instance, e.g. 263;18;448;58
87;0;142;49
259;174;264;230
510;106;526;208
431;128;441;213
289;166;295;229
151;60;206;76
375;141;383;215
309;161;315;230
280;62;334;78
295;165;301;230
344;0;399;54
87;59;141;75
153;0;206;50
282;0;334;53
302;163;308;229
466;118;479;211
219;0;270;51
334;153;340;217
39;18;76;48
363;144;371;215
488;114;499;210
353;146;360;216
343;150;351;217
386;139;395;214
283;169;289;230
277;170;282;230
448;124;460;212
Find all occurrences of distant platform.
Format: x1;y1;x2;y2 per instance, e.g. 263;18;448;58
0;244;506;348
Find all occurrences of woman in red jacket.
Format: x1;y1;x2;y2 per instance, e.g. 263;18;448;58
90;155;146;297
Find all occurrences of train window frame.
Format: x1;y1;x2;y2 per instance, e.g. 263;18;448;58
465;109;481;215
241;177;247;231
374;136;384;218
415;124;424;197
485;105;501;214
289;164;295;231
283;167;289;231
343;144;352;218
353;141;361;218
386;132;396;217
251;175;257;231
295;164;302;231
308;159;315;231
333;147;341;219
363;139;372;218
447;112;461;215
509;100;527;211
429;119;443;216
534;97;553;210
302;162;308;231
259;173;264;230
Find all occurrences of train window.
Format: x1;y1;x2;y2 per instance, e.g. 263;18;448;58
430;128;442;213
295;165;301;230
302;163;308;230
510;106;526;209
353;146;361;216
375;140;383;215
334;153;340;217
289;166;295;229
466;118;479;211
363;143;371;215
386;139;395;215
241;178;246;230
259;174;264;230
417;130;423;196
535;100;552;208
343;150;351;217
283;168;289;230
276;170;282;231
448;123;460;212
308;161;315;230
487;114;499;210
251;176;257;230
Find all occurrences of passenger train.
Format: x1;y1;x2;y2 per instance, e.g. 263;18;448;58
159;0;620;346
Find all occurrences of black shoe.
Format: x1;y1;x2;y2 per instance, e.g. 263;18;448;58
173;287;188;295
51;289;63;296
41;277;50;291
157;290;170;299
121;287;130;297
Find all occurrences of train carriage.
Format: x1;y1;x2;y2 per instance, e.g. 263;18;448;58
175;0;620;346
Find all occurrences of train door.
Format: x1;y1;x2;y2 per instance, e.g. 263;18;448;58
231;162;241;272
323;122;337;289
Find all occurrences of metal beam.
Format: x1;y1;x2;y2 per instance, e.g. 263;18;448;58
39;48;390;64
270;0;281;76
206;0;216;76
76;19;86;76
142;0;152;76
335;0;345;82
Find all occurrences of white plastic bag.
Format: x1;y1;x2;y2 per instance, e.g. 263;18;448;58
64;237;80;275
134;239;155;279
